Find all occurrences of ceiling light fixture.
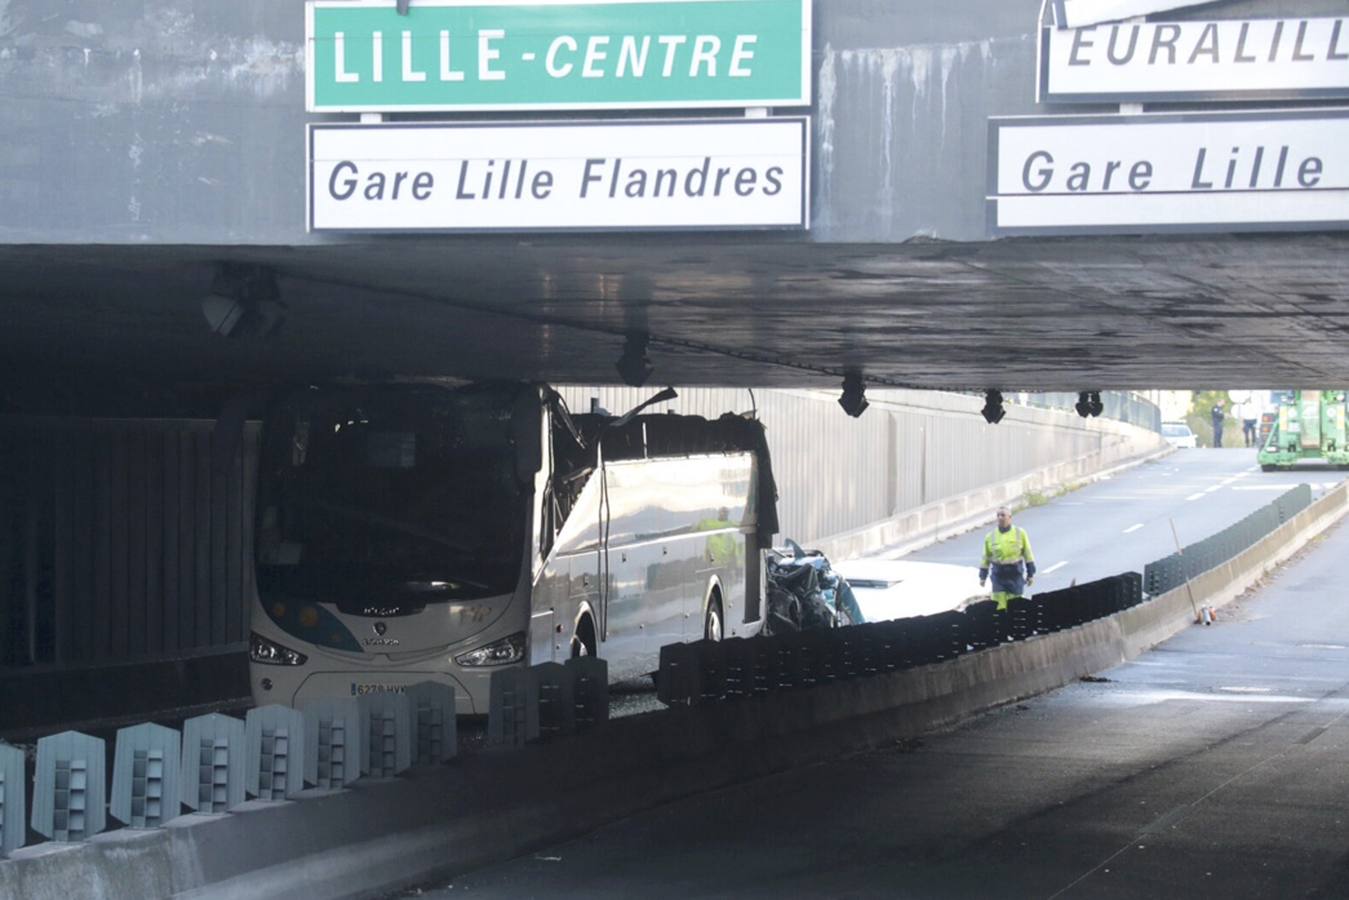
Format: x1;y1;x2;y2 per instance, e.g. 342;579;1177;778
982;389;1006;425
614;331;654;387
838;372;870;418
200;263;286;339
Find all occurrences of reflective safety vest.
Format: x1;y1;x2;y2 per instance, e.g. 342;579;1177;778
982;526;1034;568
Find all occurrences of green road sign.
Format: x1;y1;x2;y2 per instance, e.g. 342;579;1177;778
306;0;811;112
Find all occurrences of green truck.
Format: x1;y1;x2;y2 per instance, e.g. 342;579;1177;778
1258;390;1349;470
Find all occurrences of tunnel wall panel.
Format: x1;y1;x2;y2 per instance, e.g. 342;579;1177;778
557;387;1157;545
0;417;259;678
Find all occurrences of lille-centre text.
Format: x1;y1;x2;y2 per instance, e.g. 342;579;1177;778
328;30;761;83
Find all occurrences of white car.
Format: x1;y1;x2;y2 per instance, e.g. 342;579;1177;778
1162;421;1197;448
835;559;982;623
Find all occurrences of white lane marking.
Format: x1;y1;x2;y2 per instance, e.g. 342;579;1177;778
1204;485;1222;493
1185;492;1205;501
1042;561;1069;574
1247;465;1260;472
1123;523;1144;534
1099;689;1315;706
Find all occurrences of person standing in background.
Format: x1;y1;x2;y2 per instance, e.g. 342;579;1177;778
1242;399;1258;448
1211;402;1225;448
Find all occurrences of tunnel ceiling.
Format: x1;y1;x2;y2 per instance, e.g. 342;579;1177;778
2;234;1346;393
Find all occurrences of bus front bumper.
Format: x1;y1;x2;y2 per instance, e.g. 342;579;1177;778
253;665;514;716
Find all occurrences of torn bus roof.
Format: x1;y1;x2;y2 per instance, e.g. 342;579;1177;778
576;411;780;543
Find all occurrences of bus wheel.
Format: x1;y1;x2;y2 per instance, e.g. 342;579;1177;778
571;615;596;658
704;596;724;642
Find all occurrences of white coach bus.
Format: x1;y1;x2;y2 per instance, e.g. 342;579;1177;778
248;381;777;715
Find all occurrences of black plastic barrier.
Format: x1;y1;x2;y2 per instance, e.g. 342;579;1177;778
656;571;1146;706
1144;484;1311;596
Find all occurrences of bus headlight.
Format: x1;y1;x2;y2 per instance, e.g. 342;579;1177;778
250;631;308;666
454;632;526;667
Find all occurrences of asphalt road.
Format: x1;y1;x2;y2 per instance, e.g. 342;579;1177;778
404;471;1349;899
907;447;1344;595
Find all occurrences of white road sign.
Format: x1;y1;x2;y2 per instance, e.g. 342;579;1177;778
1041;16;1349;102
307;118;809;232
988;110;1349;235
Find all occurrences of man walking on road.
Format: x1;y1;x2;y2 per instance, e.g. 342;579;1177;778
979;507;1036;610
1211;401;1225;448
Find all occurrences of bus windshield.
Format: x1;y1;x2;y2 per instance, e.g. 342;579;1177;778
257;384;529;608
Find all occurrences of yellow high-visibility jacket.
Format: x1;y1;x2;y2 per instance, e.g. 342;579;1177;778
980;526;1035;570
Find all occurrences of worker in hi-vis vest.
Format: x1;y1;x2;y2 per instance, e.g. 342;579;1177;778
978;506;1036;610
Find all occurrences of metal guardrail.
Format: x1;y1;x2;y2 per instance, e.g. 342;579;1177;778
654;481;1314;707
655;573;1146;705
487;657;610;749
0;685;459;860
1143;484;1312;596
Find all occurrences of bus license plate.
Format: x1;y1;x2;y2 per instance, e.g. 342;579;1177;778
351;683;407;696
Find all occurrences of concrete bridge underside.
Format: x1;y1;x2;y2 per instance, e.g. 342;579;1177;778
1;234;1346;393
3;0;1348;394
